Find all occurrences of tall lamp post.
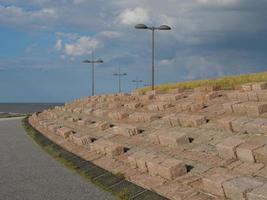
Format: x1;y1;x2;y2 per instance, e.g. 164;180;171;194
135;24;171;90
113;67;127;93
132;78;143;89
82;51;103;96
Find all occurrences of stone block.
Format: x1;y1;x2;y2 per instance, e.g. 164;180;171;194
232;162;264;176
95;121;110;131
244;102;267;116
223;177;263;200
124;102;142;109
177;114;207;127
247;183;267;200
241;83;253;91
129;112;160;123
140;94;154;100
108;111;129;120
216;116;236;131
176;102;192;112
165;114;180;127
48;124;61;132
148;133;160;144
127;152;138;168
91;140;124;157
232;102;247;114
156;158;187;180
237;92;250;102
71;134;94;146
252;82;267;90
236;140;266;162
243;118;267;134
257;91;267;101
56;127;75;139
105;143;125;158
147;102;172;111
157;94;184;102
202;167;235;196
133;152;158;173
156;130;189;147
223;101;239;113
146;156;186;180
77;119;91;126
248;91;259;101
216;137;244;160
93;109;108;117
227;91;239;101
82;108;94;114
254;146;267;165
231;117;253;133
113;125;141;137
108;102;123;109
189;193;214;200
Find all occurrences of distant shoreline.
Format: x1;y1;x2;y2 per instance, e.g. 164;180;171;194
0;103;64;115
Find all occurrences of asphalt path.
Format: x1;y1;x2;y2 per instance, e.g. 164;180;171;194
0;118;116;200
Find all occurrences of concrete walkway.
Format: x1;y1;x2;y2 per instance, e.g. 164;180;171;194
0;118;117;200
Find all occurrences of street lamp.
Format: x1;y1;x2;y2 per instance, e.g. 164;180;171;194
135;24;171;90
82;51;103;96
132;78;143;89
113;67;127;93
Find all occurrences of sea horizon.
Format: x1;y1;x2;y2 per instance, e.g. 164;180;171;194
0;102;64;115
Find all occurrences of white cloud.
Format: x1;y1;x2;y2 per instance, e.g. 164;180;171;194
197;0;239;5
0;5;57;29
160;59;175;66
64;36;101;56
99;31;123;38
54;39;62;50
117;7;150;25
72;0;86;4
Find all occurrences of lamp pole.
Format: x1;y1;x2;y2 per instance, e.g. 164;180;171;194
135;24;171;90
82;51;103;96
132;78;143;89
113;67;127;93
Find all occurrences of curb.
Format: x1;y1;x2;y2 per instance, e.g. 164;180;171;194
22;116;169;200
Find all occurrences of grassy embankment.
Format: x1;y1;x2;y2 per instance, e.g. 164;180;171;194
139;71;267;92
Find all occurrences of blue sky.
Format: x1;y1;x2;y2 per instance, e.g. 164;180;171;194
0;0;267;102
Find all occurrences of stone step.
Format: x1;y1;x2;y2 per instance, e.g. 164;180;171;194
90;139;125;158
56;127;75;139
166;113;207;128
129;112;161;123
222;176;263;200
147;102;173;111
127;151;187;180
113;125;141;137
149;129;190;147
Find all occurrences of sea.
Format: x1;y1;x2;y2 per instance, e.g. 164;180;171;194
0;103;64;116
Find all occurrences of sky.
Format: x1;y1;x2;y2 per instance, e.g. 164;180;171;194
0;0;267;102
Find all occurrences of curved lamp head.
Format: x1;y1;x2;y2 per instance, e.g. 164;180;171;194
83;60;91;63
95;59;104;63
135;24;148;29
159;25;171;30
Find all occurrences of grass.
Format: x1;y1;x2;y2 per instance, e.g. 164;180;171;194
21;117;168;200
138;71;267;92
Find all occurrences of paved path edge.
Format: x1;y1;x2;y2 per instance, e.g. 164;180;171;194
22;116;169;200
